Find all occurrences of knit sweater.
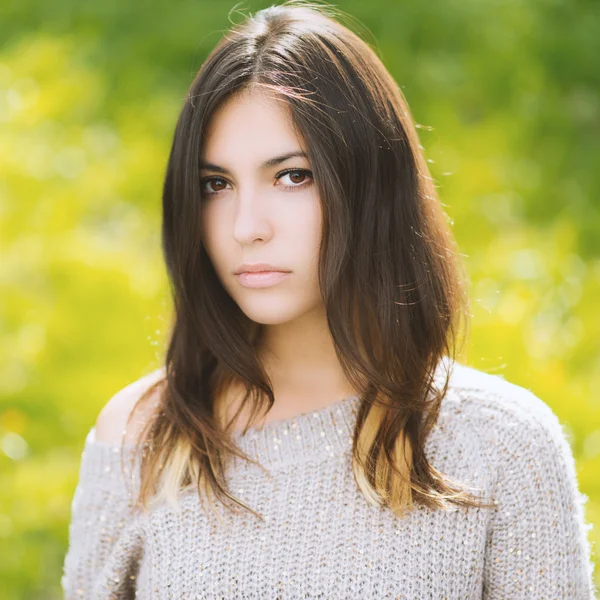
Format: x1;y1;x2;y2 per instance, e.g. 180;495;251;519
61;360;596;599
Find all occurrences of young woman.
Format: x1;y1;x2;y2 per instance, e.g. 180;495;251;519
62;1;595;598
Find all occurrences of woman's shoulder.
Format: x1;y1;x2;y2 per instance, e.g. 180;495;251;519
441;363;595;593
441;360;564;434
437;361;572;469
94;366;167;446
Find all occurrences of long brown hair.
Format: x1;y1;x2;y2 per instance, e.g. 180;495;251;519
124;0;496;521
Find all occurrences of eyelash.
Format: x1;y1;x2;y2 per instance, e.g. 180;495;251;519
199;168;313;198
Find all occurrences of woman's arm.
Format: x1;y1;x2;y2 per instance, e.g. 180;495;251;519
61;371;163;598
61;427;143;598
482;395;596;599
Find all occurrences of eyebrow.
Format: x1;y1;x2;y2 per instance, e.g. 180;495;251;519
199;151;309;174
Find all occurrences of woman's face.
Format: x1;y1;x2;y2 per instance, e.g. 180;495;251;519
199;89;323;326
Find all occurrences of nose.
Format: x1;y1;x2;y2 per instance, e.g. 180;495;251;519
232;186;272;245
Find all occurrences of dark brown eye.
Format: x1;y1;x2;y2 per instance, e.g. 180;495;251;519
278;168;313;192
201;177;230;196
207;178;227;192
288;170;306;184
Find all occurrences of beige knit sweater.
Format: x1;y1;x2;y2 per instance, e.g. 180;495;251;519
61;360;596;598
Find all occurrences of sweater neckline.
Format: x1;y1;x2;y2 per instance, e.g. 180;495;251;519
227;393;362;472
226;355;453;472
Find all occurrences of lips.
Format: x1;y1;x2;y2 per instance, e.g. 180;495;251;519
235;270;291;288
235;263;290;274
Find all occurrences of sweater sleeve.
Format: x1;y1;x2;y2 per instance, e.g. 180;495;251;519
482;394;596;599
61;427;145;599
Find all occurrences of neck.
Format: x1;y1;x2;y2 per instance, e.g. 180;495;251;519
257;306;360;409
222;307;362;433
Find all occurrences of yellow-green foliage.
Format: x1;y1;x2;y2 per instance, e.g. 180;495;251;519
1;1;598;597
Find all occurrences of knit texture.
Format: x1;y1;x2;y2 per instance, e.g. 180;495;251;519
61;360;596;599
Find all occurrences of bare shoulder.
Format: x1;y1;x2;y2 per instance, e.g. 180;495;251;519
94;367;167;445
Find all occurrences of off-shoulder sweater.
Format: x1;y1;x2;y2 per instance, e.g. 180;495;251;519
61;360;596;599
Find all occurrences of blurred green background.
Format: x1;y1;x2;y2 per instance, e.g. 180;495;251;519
1;0;598;597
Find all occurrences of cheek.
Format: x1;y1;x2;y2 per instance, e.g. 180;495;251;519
283;196;322;244
300;201;323;263
199;209;224;269
278;201;322;287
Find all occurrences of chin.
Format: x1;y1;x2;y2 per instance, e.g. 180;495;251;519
236;296;317;326
240;307;302;326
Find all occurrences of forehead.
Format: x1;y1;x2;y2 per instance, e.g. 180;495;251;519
201;89;304;160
